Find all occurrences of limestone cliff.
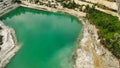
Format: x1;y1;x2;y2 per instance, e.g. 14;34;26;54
0;21;20;68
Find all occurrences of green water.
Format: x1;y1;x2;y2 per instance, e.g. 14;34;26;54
0;7;82;68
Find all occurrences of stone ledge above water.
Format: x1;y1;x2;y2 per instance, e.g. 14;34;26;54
0;21;20;68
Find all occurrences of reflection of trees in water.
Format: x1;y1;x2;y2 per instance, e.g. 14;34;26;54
1;6;81;25
1;7;22;20
1;7;29;20
1;7;75;20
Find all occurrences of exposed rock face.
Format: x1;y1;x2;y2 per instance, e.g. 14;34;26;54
79;0;118;10
78;0;120;18
75;19;120;68
0;0;119;68
116;0;120;15
0;21;20;68
0;0;13;10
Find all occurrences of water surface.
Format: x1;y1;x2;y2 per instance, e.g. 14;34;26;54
0;7;82;68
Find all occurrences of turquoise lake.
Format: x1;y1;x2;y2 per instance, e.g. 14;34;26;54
0;7;82;68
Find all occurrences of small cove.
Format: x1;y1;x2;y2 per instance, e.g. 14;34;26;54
0;7;82;68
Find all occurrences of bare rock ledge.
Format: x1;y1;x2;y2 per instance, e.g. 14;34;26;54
0;21;20;68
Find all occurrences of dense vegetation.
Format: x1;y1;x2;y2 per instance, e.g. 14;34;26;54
0;0;3;2
85;6;120;58
12;0;21;3
62;0;120;58
62;0;79;9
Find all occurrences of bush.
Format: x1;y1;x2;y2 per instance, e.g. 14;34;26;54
87;8;120;58
62;1;79;9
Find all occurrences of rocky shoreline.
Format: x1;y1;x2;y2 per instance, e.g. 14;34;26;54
0;0;119;68
0;21;20;68
74;19;119;68
20;1;120;67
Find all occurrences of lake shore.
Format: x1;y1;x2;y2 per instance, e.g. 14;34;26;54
0;21;20;68
0;0;119;68
74;19;119;68
19;1;120;67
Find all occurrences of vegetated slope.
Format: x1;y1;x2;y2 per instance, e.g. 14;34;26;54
86;7;120;59
59;0;120;59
